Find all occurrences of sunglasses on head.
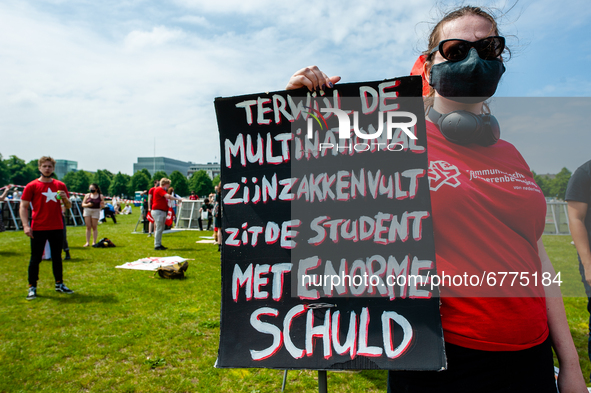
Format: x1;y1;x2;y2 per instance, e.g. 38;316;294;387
430;36;505;62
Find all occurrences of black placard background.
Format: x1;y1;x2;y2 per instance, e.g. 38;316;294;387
215;76;445;370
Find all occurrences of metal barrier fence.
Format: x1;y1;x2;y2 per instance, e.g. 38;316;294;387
544;201;570;235
3;197;570;235
1;199;85;230
175;200;204;230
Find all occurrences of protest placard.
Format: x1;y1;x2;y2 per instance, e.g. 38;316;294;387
215;76;445;370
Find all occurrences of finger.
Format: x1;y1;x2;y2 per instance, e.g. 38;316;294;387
317;69;334;90
308;67;340;90
288;66;322;91
286;74;314;91
306;66;325;90
328;76;341;87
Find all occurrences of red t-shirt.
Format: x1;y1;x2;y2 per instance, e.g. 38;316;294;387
148;187;156;210
21;179;70;231
426;120;548;351
152;187;169;211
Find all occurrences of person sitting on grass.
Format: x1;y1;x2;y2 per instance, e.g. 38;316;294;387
121;204;132;215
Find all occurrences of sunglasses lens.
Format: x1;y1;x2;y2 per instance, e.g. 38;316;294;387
475;37;504;59
440;37;505;61
441;40;470;61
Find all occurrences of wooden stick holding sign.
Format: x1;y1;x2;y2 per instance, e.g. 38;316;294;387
214;76;445;374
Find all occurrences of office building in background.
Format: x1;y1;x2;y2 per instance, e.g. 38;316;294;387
187;162;220;179
133;157;193;177
55;159;78;180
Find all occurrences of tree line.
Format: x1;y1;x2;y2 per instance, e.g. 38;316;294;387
531;168;572;200
0;153;573;200
0;154;220;198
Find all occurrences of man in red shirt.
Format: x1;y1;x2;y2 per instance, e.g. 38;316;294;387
147;180;159;237
20;156;74;300
151;178;182;250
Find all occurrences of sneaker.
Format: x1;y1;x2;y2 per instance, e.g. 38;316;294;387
26;287;37;300
55;283;74;294
154;245;168;250
64;250;71;260
147;233;153;237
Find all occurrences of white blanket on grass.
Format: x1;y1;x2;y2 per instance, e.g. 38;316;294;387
115;256;187;271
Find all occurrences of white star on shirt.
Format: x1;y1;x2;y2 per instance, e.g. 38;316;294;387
42;188;58;203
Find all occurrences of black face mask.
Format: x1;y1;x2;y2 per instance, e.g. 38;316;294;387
429;48;505;104
39;170;53;179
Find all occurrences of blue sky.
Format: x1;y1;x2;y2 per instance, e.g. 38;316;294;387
1;0;590;175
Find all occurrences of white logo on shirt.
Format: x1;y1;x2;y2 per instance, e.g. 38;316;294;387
41;188;58;203
467;167;542;193
428;161;461;191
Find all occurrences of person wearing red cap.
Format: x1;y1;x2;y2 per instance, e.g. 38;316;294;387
285;6;586;392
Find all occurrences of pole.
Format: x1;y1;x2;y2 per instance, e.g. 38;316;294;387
318;370;327;393
153;137;156;176
281;370;288;392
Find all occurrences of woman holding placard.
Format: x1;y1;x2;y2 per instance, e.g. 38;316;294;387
285;5;586;392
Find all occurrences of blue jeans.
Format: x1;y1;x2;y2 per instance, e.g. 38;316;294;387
578;255;591;370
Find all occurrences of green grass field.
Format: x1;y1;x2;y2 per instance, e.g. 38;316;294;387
0;211;589;392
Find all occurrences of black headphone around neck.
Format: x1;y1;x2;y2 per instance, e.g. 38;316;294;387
427;106;500;147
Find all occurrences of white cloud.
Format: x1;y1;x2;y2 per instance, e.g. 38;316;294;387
0;0;589;176
171;0;273;14
176;15;211;27
124;26;186;49
8;90;41;105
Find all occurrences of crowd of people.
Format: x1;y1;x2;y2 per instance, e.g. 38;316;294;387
0;155;222;300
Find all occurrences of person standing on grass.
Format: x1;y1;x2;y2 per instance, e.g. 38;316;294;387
566;159;591;380
167;186;181;217
100;202;117;224
285;6;587;391
147;180;159;237
152;178;182;250
19;156;74;300
140;190;149;232
213;183;222;251
0;185;11;233
61;203;71;260
197;198;213;231
81;183;105;247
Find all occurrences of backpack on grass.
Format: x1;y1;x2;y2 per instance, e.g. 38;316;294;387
92;238;116;248
155;260;189;279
